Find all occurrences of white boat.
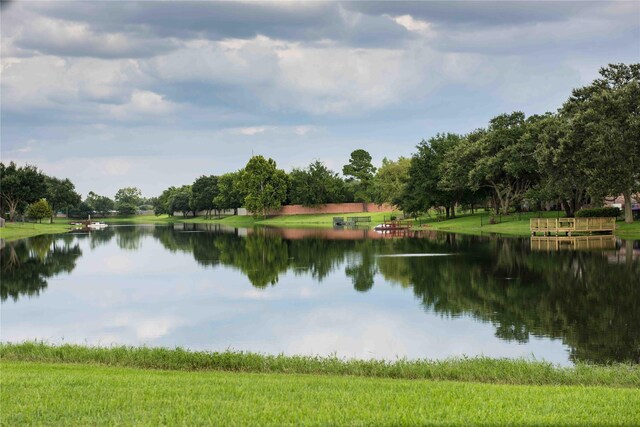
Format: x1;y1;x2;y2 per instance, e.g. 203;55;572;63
374;223;393;230
87;222;108;230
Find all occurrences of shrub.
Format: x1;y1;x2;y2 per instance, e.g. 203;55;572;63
116;203;137;216
25;199;53;223
575;207;621;218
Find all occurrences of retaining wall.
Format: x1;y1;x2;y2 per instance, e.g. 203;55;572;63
269;203;395;216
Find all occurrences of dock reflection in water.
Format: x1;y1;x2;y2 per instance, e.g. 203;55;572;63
531;235;617;251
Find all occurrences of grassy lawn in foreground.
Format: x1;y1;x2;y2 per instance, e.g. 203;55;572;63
2;361;639;426
2;343;638;387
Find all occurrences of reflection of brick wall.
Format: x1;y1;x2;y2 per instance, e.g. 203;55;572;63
269;203;395;216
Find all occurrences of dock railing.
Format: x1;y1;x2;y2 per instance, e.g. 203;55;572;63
531;235;617;251
530;217;616;236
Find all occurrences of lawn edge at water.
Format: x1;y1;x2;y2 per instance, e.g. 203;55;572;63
0;221;73;242
2;342;638;388
2;212;638;241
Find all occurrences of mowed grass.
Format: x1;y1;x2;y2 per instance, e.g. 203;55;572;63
2;343;638;388
3;211;638;240
0;221;72;242
2;361;639;426
416;211;640;239
99;212;401;228
616;220;640;239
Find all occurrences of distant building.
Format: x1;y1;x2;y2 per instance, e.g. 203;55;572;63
604;194;640;219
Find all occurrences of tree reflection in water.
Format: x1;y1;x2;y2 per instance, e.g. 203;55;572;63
1;234;82;302
2;224;638;363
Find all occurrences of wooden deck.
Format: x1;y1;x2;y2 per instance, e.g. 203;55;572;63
531;236;617;251
530;217;616;236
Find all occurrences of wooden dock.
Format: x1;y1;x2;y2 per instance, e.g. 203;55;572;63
530;217;616;236
531;235;616;251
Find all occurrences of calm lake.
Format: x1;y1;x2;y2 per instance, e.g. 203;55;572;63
2;224;639;366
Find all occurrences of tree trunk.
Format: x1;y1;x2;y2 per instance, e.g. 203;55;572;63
450;203;456;219
561;199;572;217
7;200;18;222
445;206;450;219
623;189;634;224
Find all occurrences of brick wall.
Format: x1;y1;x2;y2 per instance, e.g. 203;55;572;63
269;203;395;216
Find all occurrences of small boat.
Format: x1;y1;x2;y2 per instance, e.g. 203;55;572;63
374;223;393;231
87;222;108;230
374;220;412;232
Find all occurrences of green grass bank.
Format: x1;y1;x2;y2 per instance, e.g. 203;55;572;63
86;211;640;239
0;221;73;242
2;343;638;387
2;211;638;241
3;361;639;426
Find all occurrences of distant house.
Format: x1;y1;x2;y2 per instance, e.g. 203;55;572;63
604;194;640;219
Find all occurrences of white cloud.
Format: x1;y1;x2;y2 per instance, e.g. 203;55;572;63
103;158;134;177
104;89;178;119
393;14;432;34
239;126;268;136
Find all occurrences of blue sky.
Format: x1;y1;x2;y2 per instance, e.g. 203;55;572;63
1;1;639;198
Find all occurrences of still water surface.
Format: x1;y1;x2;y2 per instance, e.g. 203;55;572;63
2;224;639;365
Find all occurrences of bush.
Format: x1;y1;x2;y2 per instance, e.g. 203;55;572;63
575;207;621;218
116;203;137;216
25;199;53;223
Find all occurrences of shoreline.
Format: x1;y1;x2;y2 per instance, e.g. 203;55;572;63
2;212;639;241
2;342;638;387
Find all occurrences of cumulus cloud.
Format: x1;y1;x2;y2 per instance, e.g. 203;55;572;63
1;0;638;196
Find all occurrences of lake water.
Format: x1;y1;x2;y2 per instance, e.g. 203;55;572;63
1;224;639;365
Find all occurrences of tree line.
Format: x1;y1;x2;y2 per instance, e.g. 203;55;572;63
153;149;399;218
2;63;637;223
0;163;154;222
152;63;639;223
398;63;639;224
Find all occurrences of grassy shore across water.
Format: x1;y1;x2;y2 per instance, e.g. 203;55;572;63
1;343;639;426
1;211;639;241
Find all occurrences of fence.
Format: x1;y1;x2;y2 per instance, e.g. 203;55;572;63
530;217;616;236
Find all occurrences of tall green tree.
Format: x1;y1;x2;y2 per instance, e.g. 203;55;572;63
533;114;590;216
373;157;411;206
214;172;244;215
86;192;115;217
237;156;288;217
342;149;376;203
191;175;219;218
0;162;47;221
439;131;489;214
45;177;81;221
169;185;193;217
155;187;177;216
288;160;348;207
562;63;640;223
114;187;143;216
400;134;464;218
468;112;540;214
